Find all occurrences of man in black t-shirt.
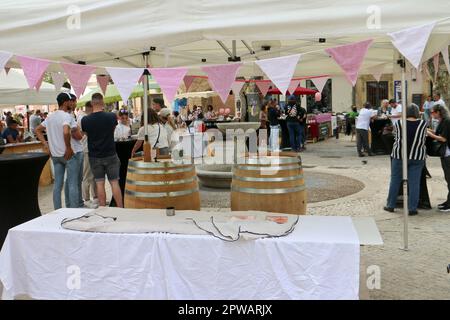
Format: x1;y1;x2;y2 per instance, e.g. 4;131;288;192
81;93;123;208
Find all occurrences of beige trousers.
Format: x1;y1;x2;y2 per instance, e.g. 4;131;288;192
82;152;97;201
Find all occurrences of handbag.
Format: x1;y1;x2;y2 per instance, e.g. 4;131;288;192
426;137;446;157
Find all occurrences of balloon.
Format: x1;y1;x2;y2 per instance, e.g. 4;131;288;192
224;108;231;115
219;108;225;115
315;92;322;102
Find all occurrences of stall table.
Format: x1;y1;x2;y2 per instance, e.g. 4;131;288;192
0;141;53;186
307;113;332;143
370;119;392;155
0;209;378;300
0;152;49;247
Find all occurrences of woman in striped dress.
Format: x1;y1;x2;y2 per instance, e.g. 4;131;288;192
384;104;428;216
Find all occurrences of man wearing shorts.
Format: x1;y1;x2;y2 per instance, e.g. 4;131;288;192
81;93;123;208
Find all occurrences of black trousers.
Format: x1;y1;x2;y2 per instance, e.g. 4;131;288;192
356;129;370;154
441;157;450;204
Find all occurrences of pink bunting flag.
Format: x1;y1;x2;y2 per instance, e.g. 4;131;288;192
201;63;243;103
442;45;450;74
4;67;10;75
106;67;145;104
35;74;45;92
138;75;144;84
231;81;245;95
51;72;65;92
311;77;330;92
388;22;436;69
367;64;386;82
288;80;301;95
255;81;273;97
0;51;13;71
433;54;440;82
96;75;110;95
184;75;196;91
256;54;301;94
16;55;51;90
148;67;189;103
326;40;372;86
422;62;432;81
325;39;373;86
61;63;96;97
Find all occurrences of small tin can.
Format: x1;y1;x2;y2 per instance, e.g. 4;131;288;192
166;207;175;216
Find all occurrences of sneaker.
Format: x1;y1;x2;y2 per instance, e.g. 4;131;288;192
84;200;99;209
439;204;450;212
368;152;376;157
358;153;365;158
409;211;418;216
437;202;447;209
383;206;395;213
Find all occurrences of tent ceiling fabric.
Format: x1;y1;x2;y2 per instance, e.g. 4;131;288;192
0;69;55;106
0;0;449;78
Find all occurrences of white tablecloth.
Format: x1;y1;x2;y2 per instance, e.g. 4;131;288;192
0;209;360;300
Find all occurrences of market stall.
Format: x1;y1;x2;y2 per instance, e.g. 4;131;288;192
307;113;333;143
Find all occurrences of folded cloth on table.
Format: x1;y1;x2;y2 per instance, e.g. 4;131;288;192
61;207;299;241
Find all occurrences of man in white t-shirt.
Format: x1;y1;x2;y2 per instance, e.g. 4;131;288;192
35;92;78;210
355;102;377;157
389;99;403;125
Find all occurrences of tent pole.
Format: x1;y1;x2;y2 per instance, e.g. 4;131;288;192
400;57;409;251
143;52;151;162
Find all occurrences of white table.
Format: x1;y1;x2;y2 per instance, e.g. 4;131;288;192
0;209;361;300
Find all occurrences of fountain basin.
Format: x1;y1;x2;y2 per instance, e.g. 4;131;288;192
216;122;260;135
196;164;232;189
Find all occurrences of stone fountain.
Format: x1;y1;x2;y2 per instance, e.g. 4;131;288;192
197;122;260;189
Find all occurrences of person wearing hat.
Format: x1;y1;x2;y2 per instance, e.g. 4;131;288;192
1;119;23;144
35;92;80;210
159;108;177;150
285;95;306;152
114;109;131;141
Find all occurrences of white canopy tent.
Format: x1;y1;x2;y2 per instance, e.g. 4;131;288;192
0;69;56;108
0;0;449;77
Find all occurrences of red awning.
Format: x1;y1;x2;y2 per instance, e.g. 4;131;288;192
266;86;318;96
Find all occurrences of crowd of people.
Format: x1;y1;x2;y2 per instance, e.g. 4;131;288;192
0;109;49;144
347;92;450;215
259;96;307;152
27;92;185;211
3;88;450;217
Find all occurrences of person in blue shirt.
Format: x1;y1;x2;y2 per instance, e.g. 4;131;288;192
2;119;23;144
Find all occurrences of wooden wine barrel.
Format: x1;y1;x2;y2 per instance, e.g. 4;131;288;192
124;158;200;210
231;152;306;215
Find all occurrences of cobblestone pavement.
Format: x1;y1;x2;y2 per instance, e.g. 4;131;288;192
35;135;450;299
